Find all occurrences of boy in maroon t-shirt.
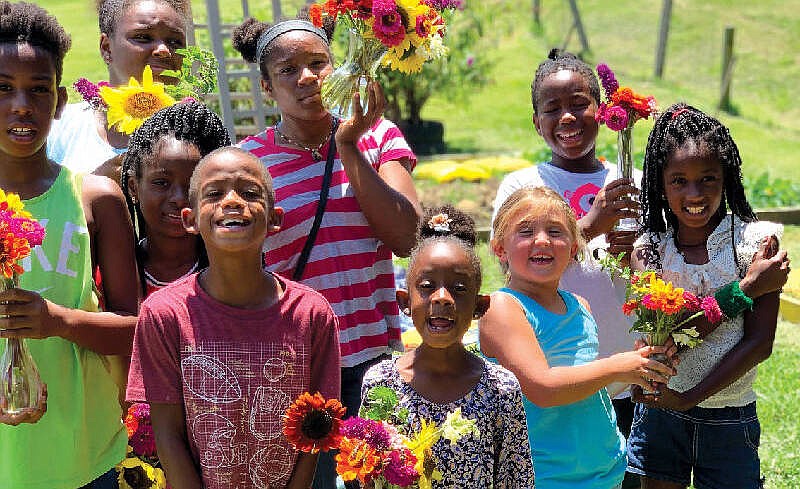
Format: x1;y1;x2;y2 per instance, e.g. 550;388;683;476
127;147;341;489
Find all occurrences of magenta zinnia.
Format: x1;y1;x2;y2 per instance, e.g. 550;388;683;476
372;0;406;46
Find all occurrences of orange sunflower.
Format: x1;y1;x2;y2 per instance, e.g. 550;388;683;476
283;392;346;453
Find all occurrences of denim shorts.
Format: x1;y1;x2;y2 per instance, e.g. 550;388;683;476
627;402;762;489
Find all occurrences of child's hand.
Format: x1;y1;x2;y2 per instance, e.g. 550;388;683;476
0;383;47;425
739;235;790;299
631;383;697;412
581;178;639;239
0;289;59;340
335;80;386;148
613;344;676;389
605;230;638;267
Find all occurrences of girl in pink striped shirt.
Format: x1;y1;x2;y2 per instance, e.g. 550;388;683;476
233;13;422;489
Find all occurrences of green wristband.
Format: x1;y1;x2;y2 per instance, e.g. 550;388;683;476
714;281;754;319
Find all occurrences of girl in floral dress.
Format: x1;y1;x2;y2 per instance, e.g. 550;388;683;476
361;206;534;488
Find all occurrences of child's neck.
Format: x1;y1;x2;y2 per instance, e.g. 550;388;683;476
0;151;60;199
143;234;200;283
550;150;603;174
398;342;483;404
200;251;282;309
508;277;566;314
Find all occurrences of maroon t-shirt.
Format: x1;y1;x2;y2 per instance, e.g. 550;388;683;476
127;273;341;489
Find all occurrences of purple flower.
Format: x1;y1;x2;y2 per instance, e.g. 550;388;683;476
73;78;108;110
383;448;418;486
466;56;474;68
424;0;463;9
340;417;391;450
605;105;629;131
596;63;619;99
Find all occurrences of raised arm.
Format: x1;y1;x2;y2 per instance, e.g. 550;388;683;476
335;82;422;257
479;292;673;407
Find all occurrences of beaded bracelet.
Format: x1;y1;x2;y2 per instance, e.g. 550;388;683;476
714;281;754;319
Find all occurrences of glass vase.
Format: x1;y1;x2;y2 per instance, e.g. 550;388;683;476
321;28;387;120
615;125;638;231
0;275;43;415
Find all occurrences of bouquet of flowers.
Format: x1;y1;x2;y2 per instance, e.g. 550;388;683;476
0;189;46;415
602;253;723;349
116;403;168;489
283;387;478;489
308;0;461;117
595;63;657;231
73;46;218;135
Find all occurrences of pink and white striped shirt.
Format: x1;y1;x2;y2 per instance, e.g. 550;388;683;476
239;118;416;367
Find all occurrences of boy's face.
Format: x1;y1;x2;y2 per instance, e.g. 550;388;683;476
0;43;66;160
533;69;598;162
182;151;283;254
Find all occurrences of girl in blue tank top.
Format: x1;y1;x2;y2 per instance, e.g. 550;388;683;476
480;187;677;489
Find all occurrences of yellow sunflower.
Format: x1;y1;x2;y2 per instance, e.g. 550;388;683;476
100;65;176;135
116;456;166;489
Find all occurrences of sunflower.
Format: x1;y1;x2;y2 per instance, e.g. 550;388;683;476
100;65;176;135
283;392;346;453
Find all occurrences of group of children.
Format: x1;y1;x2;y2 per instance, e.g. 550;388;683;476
0;2;791;489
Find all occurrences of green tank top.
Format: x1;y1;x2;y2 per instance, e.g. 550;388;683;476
0;167;127;488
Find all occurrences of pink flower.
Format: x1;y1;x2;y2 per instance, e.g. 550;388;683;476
372;0;406;47
701;296;724;324
605;105;629;131
641;294;658;311
683;291;701;312
383;448;418;486
127;403;158;457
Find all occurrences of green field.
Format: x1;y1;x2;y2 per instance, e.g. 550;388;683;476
31;1;800;486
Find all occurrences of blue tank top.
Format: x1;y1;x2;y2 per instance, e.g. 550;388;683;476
491;288;626;489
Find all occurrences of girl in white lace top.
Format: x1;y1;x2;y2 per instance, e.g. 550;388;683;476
626;103;790;489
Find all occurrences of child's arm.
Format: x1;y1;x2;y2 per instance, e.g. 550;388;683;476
0;175;139;355
335;82;422;257
479;292;674;407
150;403;204;489
636;290;780;411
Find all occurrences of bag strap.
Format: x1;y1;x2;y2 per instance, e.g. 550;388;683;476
293;119;339;281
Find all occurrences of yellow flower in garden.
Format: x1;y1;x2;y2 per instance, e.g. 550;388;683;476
100;65;176;135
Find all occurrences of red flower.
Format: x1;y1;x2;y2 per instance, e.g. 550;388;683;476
701;296;724;324
622;300;638;316
683;291;701;312
284;392;346;453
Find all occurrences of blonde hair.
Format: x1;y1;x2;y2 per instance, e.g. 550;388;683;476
491;186;585;276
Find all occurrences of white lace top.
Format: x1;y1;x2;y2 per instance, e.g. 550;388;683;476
635;215;782;408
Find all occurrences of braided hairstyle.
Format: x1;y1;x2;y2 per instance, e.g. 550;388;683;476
0;1;71;83
120;102;231;293
640;102;755;272
408;204;482;290
231;8;336;81
531;48;600;114
96;0;190;36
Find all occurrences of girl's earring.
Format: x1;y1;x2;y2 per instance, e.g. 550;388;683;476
131;197;137;205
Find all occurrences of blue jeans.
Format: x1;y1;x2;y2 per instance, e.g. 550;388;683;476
627;402;762;489
313;354;391;489
79;468;119;489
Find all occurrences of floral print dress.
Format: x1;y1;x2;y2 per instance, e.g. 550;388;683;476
361;356;535;488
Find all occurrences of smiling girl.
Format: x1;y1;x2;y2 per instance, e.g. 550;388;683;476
480;186;677;489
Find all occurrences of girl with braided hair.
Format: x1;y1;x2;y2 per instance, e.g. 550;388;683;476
627;103;790;489
120;101;230;297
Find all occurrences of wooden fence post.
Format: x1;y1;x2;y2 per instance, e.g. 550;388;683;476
719;26;735;112
654;0;672;78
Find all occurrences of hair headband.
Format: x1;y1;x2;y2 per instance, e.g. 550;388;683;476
671;107;690;119
255;20;328;64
